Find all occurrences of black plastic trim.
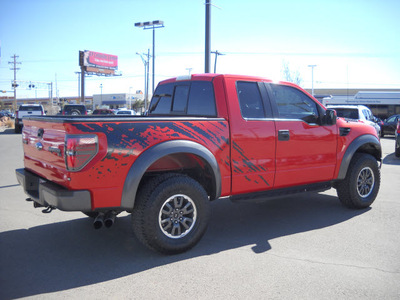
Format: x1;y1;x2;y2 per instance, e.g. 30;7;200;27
230;181;332;203
15;168;92;211
121;140;221;210
337;134;381;180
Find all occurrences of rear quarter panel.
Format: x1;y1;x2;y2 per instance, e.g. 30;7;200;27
24;118;231;209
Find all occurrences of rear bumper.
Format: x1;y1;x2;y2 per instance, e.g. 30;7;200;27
15;168;92;211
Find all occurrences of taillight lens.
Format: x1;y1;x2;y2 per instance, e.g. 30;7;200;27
65;134;98;171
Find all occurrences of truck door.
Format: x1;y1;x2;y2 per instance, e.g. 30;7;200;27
228;80;276;195
266;83;337;188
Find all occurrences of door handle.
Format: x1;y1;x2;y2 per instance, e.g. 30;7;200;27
278;130;290;141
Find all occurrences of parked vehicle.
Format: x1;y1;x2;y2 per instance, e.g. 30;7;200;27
92;108;115;115
15;74;381;254
116;109;136;115
62;104;87;116
14;104;45;133
327;105;381;136
1;110;15;118
380;114;400;137
395;120;400;157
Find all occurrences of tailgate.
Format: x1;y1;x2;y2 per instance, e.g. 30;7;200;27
22;119;69;186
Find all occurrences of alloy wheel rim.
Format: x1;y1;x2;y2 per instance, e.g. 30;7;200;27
357;167;375;198
159;194;197;239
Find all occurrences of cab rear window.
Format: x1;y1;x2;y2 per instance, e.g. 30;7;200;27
19;106;43;112
149;81;216;116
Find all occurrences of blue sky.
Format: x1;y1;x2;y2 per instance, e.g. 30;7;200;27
1;0;400;99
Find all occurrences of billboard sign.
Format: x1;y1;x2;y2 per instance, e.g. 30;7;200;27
80;50;118;70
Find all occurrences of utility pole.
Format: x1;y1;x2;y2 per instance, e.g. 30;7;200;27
8;54;21;111
136;49;151;110
205;0;211;73
211;50;225;73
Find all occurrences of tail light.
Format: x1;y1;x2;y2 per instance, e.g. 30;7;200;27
65;134;98;171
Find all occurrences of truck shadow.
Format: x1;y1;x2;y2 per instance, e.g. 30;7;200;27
382;153;400;165
0;193;367;299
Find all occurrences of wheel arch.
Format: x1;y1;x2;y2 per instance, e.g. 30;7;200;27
121;140;221;210
337;134;381;180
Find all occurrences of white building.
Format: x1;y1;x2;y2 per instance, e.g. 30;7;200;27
92;93;145;110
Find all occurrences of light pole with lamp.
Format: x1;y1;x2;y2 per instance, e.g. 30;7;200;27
134;20;164;94
308;64;317;97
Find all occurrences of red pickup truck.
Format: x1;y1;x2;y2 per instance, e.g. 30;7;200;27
16;74;381;254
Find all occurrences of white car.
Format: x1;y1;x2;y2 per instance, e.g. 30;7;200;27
116;109;136;115
327;105;381;136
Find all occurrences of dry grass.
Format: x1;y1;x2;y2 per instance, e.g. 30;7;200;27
5;119;15;129
0;117;15;129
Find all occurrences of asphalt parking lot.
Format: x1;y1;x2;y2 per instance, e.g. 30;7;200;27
0;128;399;299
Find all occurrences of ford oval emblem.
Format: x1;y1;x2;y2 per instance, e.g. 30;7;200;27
35;142;43;150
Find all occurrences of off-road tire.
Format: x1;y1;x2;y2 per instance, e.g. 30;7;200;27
336;153;380;209
132;173;210;254
71;110;81;116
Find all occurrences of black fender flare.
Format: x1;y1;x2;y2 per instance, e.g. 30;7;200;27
337;134;381;180
120;140;221;210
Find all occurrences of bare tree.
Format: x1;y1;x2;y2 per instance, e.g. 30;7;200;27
281;61;303;86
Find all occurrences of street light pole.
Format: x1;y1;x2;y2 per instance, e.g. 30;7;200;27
205;0;211;73
308;64;317;97
135;20;164;94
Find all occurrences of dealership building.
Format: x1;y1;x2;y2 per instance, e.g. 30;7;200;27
92;92;144;110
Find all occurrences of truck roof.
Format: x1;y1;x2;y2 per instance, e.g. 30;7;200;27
158;73;276;85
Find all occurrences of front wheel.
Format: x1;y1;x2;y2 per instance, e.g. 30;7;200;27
132;174;210;254
336;153;380;209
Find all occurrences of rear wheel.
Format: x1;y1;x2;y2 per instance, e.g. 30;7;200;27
132;174;210;254
336;153;380;209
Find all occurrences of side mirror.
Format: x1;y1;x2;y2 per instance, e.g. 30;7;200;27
324;109;337;125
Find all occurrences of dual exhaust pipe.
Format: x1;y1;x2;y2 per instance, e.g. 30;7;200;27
93;211;117;229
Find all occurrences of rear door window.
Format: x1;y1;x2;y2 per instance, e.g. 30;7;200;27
237;81;266;118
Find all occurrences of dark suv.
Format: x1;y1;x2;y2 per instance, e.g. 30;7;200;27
62;104;87;116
